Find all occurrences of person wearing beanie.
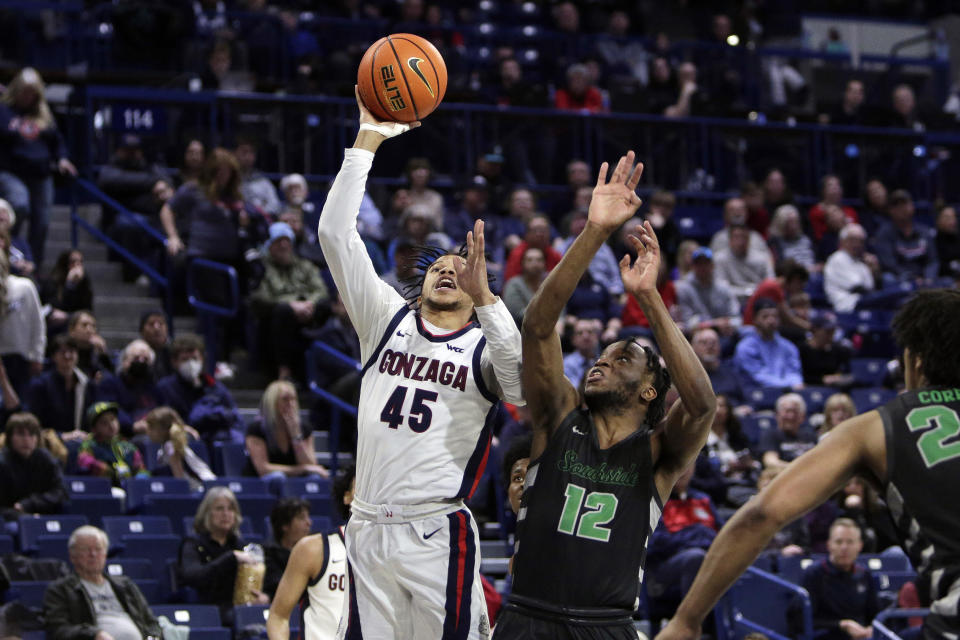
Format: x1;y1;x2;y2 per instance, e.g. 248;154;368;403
76;402;149;486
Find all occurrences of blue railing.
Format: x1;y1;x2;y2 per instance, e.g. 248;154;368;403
714;566;814;640
76;85;960;203
873;609;929;639
305;340;361;476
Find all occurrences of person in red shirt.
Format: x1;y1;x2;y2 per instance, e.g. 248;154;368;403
742;259;810;331
622;259;676;328
502;214;562;282
808;174;858;241
554;63;606;113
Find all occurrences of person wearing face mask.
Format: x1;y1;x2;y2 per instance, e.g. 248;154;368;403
94;339;162;437
156;333;244;448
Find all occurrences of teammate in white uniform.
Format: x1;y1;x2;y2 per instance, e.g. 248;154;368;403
317;90;524;640
267;466;356;640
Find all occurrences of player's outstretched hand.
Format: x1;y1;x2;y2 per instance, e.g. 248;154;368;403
588;151;643;233
355;85;421;138
456;219;496;307
619;220;661;297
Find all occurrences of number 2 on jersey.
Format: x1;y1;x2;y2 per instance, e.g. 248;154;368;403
380;385;438;433
556;483;618;542
906;405;960;467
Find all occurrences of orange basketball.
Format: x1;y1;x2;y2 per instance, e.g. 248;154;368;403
357;33;447;123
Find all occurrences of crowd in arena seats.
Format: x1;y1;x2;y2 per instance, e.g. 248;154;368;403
0;1;959;635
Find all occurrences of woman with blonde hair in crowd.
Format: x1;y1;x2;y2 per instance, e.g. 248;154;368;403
0;246;45;399
245;380;327;493
144;406;215;490
0;68;77;267
819;392;857;439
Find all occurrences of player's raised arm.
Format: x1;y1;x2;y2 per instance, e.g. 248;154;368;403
623;222;716;498
521;153;644;452
316;87;420;342
266;535;324;640
655;412;885;640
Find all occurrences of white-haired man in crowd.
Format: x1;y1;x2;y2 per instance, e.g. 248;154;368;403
823;224;882;312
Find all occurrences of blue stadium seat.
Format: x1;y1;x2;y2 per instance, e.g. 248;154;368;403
64;495;124;523
851;387;897;411
778;554;821;584
212;442;248;477
203;478;271;496
745;387;783;411
714;567;812;640
850;358;889;387
19;516;88;554
152;605;222;628
797;386;832;414
0;534;13;555
232;604;300;632
8;581;49;608
262;515;331;541
124;477;193;511
106;558;153;580
235;496;278;536
282;476;332;499
875;570;918;594
63;476;113;495
102;516;174;552
141;495;203;527
780;553;913;586
34;536;71;562
740;414;776;446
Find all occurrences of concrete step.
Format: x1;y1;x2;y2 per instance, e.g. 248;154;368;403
93;295;165;319
46;240;108;261
83;260;124;281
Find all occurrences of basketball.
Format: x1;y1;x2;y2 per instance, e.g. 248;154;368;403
357;33;448;124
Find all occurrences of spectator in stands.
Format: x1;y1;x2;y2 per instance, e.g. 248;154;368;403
691;328;743;405
714;224;775;303
179;486;269;624
199;39;234;90
859;178;888;234
743;259;810;331
95;338;162;435
251;222;330;381
67;310;113;379
0;247;45;399
595;10;648;95
562;318;601;388
26;334;91;442
264;497;312;599
0;67;77;267
646;465;720;617
0;357;21;431
44;525;161;640
177;138;205;187
503;214;561;283
838;477;899;553
759;393;815;470
235;136;281;217
245;380;327;492
97;134;168;216
935;205;960;279
634;56;677;115
0;412;67;528
808;174;859;242
823;79;866;126
710;197;771;260
621;258;676;332
549;159;592;221
554;63;606;113
733;298;803;391
701;394;754;480
404;157;445;232
644;190;681;267
767;204;816;269
762;168;794;212
502;245;546;328
41;249;93;339
781;291;812;347
884;83;923;130
556;208;623;296
662;62;707;119
139;309;173;378
490;57;548;109
380;235;419;297
76;401;148;485
566;269;622;342
815;205;848;262
674;239;699;280
824;224;880;312
819;393;857;439
675;247;741;337
445;180;497;259
741;181;770;238
0;199;35;277
277;174;326;267
473;147;512;212
800;312;853;388
496;187;537;259
801;518;879;640
144;406;214;490
872;189;940;285
156;333;244;447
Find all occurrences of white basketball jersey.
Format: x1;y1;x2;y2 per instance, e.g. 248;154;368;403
302;530;348;640
355;307;499;505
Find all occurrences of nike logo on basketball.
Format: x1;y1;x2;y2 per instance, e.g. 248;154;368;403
423;527;442;539
407;57;435;97
572;426;586;436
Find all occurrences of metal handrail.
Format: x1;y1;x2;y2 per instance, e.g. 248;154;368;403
305;340;361;476
185;258;239;317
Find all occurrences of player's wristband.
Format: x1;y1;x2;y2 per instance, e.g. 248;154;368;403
359;122;412;138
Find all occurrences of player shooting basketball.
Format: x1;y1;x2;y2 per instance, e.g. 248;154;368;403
316;88;524;640
493;153;717;639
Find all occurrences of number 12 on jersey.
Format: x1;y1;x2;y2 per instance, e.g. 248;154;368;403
556;483;618;542
380;385;438;432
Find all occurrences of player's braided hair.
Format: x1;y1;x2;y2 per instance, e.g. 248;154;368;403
399;243;496;311
625;337;672;429
892;288;960;388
